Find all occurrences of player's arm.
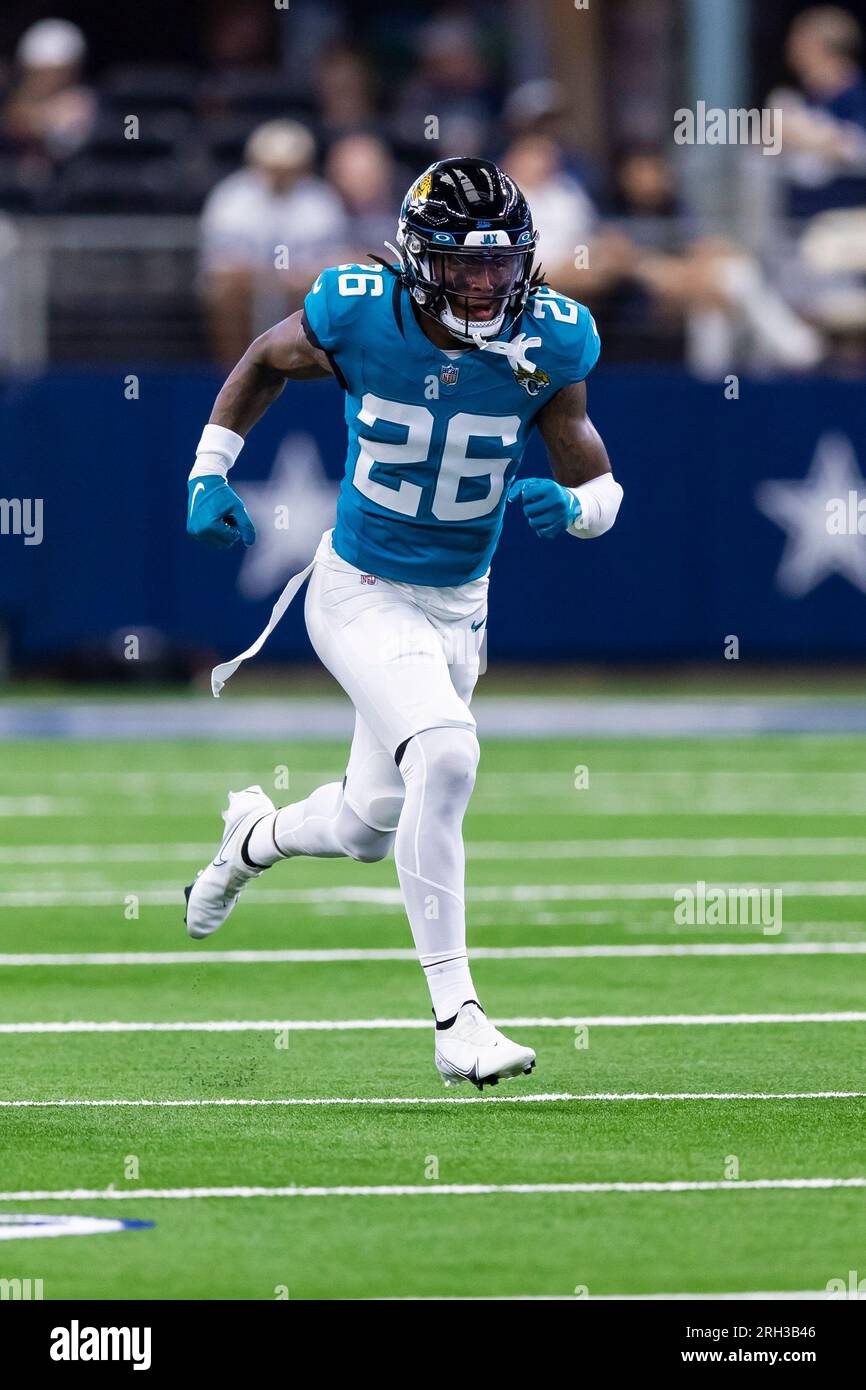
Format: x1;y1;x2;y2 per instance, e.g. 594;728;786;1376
508;382;623;540
210;310;333;436
187;311;333;550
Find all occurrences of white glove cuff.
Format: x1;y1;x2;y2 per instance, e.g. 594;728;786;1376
566;472;623;539
189;423;245;480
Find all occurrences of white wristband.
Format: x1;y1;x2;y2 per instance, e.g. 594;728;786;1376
566;473;623;539
189;423;245;480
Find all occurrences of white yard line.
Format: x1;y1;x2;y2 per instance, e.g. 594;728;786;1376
0;771;335;788
1;1178;864;1200
2;880;866;908
388;1291;843;1301
1;942;865;967
4;835;866;865
0;1091;862;1108
6;770;866;787
2;802;862;817
471;837;866;859
0;844;215;865
0;798;85;817
1;1011;864;1034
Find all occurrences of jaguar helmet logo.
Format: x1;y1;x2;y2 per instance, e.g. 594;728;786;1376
412;172;433;203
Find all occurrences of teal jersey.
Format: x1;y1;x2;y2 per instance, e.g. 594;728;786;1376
302;264;600;585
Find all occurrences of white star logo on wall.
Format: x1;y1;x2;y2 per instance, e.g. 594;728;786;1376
754;433;866;597
237;433;339;600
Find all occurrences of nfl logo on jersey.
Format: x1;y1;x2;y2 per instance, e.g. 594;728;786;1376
440;363;460;386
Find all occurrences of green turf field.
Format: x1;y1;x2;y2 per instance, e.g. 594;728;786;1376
1;733;865;1299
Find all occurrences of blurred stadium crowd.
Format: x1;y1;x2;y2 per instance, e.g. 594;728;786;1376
1;0;866;372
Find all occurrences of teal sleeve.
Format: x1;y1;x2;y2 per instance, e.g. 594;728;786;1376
529;292;601;390
574;304;601;381
302;267;341;353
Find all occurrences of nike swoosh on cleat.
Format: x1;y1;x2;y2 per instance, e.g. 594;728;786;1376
240;815;271;870
435;1055;482;1085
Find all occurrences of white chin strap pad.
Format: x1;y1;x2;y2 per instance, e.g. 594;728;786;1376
439;303;506;341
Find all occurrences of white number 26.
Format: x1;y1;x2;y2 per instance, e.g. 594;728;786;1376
353;395;520;521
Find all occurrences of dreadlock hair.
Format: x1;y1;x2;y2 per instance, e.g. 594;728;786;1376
367;253;401;276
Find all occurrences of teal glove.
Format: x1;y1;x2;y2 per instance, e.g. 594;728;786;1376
507;477;580;539
187;476;256;550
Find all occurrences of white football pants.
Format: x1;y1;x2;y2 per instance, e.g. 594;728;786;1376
249;532;488;1020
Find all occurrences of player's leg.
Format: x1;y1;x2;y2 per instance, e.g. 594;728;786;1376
395;725;533;1087
390;600;533;1086
302;564;533;1086
393;723;478;1012
303;561;482;1025
250;711;402;863
392;592;485;1019
184;561;408;938
184;714;400;939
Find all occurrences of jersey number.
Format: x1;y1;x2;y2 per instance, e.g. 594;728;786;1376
335;265;383;297
531;286;580;324
354;395;520;521
532;285;599;341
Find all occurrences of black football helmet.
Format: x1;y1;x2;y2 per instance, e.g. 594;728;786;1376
394;157;538;344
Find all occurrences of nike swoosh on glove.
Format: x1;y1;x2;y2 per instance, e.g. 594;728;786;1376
187;476;256;550
507;477;581;539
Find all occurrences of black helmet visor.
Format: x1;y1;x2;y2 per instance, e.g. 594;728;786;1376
435;248;529;303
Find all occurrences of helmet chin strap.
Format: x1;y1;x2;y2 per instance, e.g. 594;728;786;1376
470;330;542;374
439;302;507;342
384;239;404;270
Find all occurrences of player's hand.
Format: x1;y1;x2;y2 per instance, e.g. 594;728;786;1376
186;476;256;550
507;477;580;539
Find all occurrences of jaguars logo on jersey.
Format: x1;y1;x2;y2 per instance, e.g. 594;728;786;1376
510;360;551;396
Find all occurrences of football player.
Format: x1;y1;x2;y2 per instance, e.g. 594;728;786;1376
184;157;622;1089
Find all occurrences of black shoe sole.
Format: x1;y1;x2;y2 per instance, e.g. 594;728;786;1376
475;1058;536;1091
183;883;193;926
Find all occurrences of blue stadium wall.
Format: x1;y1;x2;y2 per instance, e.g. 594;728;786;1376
2;367;865;664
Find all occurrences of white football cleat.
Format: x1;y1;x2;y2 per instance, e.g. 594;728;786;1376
435;1002;536;1090
184;786;276;939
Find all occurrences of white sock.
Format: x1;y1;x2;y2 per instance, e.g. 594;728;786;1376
395;727;480;1021
422;951;479;1024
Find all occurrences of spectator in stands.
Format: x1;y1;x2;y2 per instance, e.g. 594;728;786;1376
605;149;825;374
200;119;347;365
756;8;866;368
392;14;496;157
502;132;823;376
204;0;278;74
503;79;569;144
325;133;396;259
502;133;635;301
771;5;866;217
315;45;377;140
503;133;596;265
584;145;681;361
611;145;679;224
632;236;825;376
2;18;95;163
